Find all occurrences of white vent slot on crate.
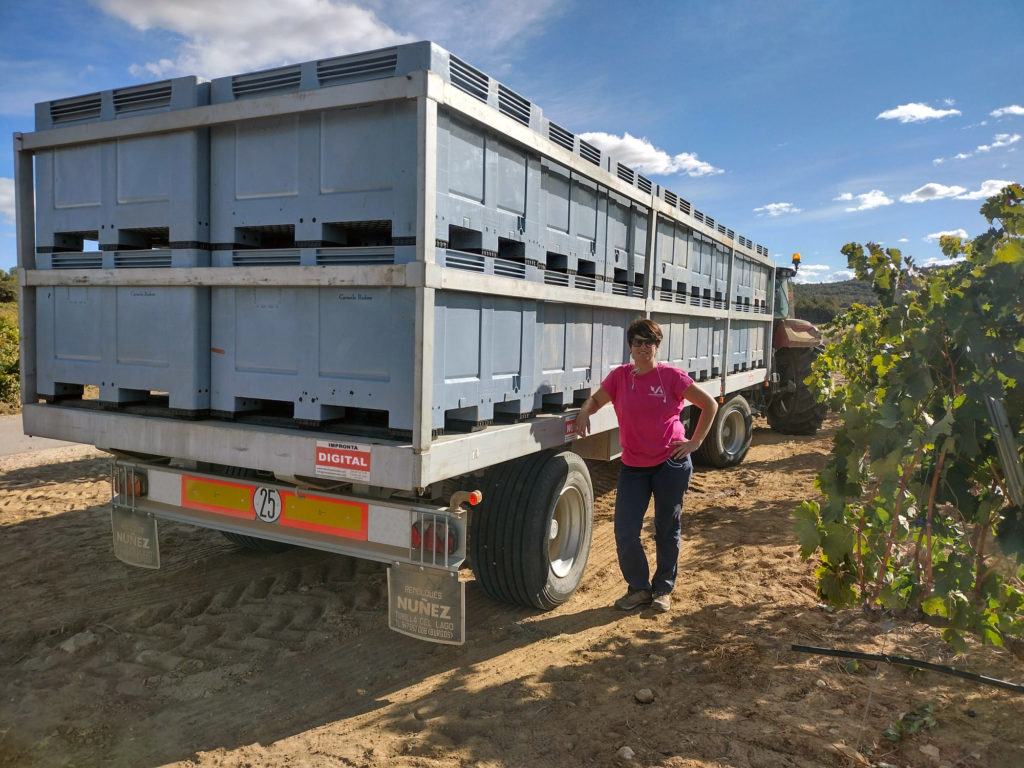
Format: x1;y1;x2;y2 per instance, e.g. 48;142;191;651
449;56;488;102
52;253;102;269
317;50;398;86
705;217;715;229
498;84;531;126
575;275;597;291
50;93;102;124
548;122;574;152
694;211;705;224
114;83;174;114
232;250;301;266
663;190;678;207
637;175;652;193
494;257;527;279
579;140;601;166
679;198;691;215
717;223;726;235
617;164;634;184
232;65;302;98
316;247;395;265
444;251;486;273
114;252;173;268
726;228;735;239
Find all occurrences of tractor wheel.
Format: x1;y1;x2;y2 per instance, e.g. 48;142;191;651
695;394;753;468
768;346;827;435
470;450;594;609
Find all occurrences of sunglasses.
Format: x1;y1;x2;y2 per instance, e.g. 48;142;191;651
630;338;659;348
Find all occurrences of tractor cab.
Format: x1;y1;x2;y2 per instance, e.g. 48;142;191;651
773;253;822;349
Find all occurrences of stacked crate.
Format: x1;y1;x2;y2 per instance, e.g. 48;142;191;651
33;77;212;411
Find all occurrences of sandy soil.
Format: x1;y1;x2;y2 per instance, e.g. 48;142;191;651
1;417;1022;768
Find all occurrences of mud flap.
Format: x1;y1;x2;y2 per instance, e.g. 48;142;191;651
387;563;465;645
111;506;161;569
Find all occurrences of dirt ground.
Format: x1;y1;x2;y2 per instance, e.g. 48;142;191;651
1;416;1022;768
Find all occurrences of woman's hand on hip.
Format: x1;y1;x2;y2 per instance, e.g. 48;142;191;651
669;439;699;458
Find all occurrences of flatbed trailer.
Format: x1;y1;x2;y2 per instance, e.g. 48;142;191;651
15;42;778;643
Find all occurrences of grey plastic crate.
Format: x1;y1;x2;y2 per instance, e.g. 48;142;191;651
208;101;420;260
34;77;210;252
35;259;211;411
729;319;768;372
210;285;417;429
652;312;726;383
433;293;537;427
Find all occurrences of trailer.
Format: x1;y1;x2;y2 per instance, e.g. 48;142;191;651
14;42;792;644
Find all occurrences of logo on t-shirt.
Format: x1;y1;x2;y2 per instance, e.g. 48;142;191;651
649;385;664;397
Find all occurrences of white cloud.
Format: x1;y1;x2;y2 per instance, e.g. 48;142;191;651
579;131;723;177
753;202;802;217
991;105;1024;118
835;189;893;211
877;102;961;123
943;133;1022;162
795;263;829;276
977;133;1020;152
955;179;1016;200
897;237;909;243
796;267;855;285
925;228;969;243
900;183;967;203
922;255;966;268
0;177;14;227
96;0;415;79
826;269;856;283
94;0;564;80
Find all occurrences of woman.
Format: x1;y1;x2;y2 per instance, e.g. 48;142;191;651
572;318;718;612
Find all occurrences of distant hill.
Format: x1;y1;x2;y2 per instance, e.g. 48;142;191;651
792;279;877;323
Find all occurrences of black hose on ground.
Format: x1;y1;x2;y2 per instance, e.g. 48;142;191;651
790;644;1024;693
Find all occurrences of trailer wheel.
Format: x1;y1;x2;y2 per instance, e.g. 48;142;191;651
767;346;827;435
695;394;752;468
471;450;594;610
220;531;292;553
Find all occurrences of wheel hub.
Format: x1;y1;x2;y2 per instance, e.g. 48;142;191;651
549;486;584;579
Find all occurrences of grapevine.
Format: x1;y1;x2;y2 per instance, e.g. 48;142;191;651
795;183;1024;654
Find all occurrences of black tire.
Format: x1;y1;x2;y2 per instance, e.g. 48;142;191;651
768;346;827;435
220;531;292;553
695;394;753;468
470;450;594;609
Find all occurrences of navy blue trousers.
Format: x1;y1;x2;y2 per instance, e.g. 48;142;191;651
614;455;693;594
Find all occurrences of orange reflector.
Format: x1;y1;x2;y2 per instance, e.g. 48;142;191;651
279;491;367;539
468;490;482;506
182;476;253;518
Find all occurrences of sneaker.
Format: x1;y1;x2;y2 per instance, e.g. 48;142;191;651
652;592;671;613
615;588;652;611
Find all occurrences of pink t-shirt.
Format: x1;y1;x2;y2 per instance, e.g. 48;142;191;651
602;362;695;467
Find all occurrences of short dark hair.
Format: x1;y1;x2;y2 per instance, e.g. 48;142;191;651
627;317;662;346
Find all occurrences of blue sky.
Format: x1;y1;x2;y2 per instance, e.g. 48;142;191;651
1;0;1020;282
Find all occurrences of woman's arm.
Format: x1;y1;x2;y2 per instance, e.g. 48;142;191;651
571;387;612;437
669;384;719;458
